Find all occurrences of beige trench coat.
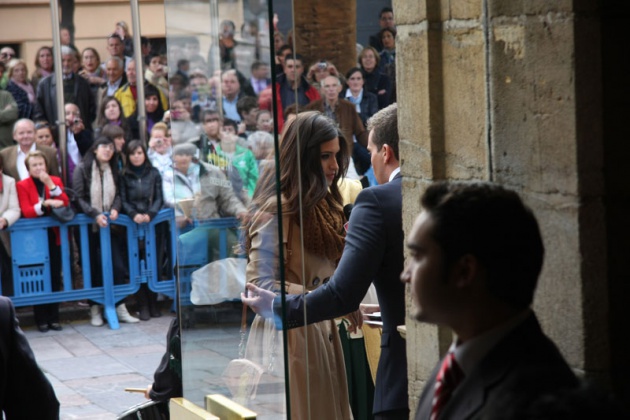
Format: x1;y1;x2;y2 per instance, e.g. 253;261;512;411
246;208;351;420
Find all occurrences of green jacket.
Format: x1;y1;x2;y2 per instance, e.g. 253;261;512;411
208;144;259;198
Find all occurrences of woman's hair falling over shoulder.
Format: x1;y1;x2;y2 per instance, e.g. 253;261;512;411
249;111;349;217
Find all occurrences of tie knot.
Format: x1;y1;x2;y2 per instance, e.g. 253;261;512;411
437;352;464;386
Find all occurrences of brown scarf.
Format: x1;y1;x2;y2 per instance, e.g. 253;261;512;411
301;197;345;262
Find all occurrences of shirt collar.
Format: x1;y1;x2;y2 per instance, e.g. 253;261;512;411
388;167;401;182
450;309;532;376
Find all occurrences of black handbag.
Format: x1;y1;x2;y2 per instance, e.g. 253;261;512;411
50;205;76;223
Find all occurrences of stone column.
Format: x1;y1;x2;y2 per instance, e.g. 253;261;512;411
293;1;357;74
395;0;612;414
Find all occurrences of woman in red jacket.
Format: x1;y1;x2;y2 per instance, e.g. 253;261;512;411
16;150;69;333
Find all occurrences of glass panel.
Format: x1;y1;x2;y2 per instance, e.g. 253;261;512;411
164;0;287;417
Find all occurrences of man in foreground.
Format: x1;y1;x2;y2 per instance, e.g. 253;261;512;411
0;295;60;418
403;181;578;419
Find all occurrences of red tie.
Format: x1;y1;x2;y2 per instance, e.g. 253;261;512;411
431;352;464;420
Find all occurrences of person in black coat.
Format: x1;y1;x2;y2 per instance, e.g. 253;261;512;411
119;140;164;320
34;46;96;131
342;67;379;126
0;295;60;419
359;47;392;110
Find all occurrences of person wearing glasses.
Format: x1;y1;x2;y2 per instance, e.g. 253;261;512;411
0;47;16;89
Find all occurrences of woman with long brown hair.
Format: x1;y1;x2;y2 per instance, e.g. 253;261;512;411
245;111;352;419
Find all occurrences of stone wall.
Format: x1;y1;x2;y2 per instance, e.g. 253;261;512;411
293;2;357;74
394;0;615;414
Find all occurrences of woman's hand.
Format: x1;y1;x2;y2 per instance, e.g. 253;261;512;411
45;199;65;209
133;214;145;224
38;172;55;189
96;214;108;228
241;283;275;319
109;209;118;221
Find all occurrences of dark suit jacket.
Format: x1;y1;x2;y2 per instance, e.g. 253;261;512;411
414;313;579;420
0;296;60;419
34;73;96;131
0;144;60;181
279;174;408;415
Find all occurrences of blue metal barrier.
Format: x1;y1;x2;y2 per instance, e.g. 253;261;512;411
4;209;177;329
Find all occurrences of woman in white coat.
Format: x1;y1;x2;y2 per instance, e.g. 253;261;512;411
0;154;21;296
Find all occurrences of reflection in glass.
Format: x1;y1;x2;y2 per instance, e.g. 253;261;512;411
245;112;352;419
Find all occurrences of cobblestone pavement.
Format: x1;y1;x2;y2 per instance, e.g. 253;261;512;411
19;303;173;420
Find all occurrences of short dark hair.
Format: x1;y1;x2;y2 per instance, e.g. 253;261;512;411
285;53;304;65
251;60;267;72
421;182;544;309
201;109;220;123
367;103;399;160
237;96;259;117
222;118;238;132
379;7;393;18
277;44;292;58
101;124;125;141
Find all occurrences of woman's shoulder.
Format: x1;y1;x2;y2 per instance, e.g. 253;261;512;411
2;173;16;185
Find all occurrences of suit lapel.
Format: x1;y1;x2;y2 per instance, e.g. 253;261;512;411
438;316;539;419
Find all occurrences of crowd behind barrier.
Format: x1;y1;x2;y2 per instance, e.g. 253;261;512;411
1;208;243;329
2;208;177;329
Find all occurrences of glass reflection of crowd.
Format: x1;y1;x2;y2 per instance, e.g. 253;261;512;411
0;5;398;418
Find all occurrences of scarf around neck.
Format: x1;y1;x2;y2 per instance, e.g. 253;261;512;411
301;197;345;262
90;161;116;213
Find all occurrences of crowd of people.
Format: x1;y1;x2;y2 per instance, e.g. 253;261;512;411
2;6;403;419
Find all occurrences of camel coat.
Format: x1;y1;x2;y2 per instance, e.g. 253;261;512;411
246;206;351;420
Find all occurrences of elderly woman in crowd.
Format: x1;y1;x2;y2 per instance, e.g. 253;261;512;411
358;46;391;110
119;140;164;320
73;137;138;326
16;150;70;333
79;47;106;97
31;46;54;89
5;59;36;119
0;154;21;296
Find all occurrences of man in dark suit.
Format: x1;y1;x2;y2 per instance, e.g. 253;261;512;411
244;103;409;419
402;182;579;420
0;119;59;180
34;46;96;131
0;296;60;419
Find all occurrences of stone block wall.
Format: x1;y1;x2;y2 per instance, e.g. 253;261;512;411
395;0;613;414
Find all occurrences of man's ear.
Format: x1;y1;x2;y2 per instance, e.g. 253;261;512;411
452;254;480;289
382;144;391;164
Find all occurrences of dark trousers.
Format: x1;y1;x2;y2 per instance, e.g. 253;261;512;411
374;409;410;420
87;225;128;307
33;230;61;326
0;239;13;296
